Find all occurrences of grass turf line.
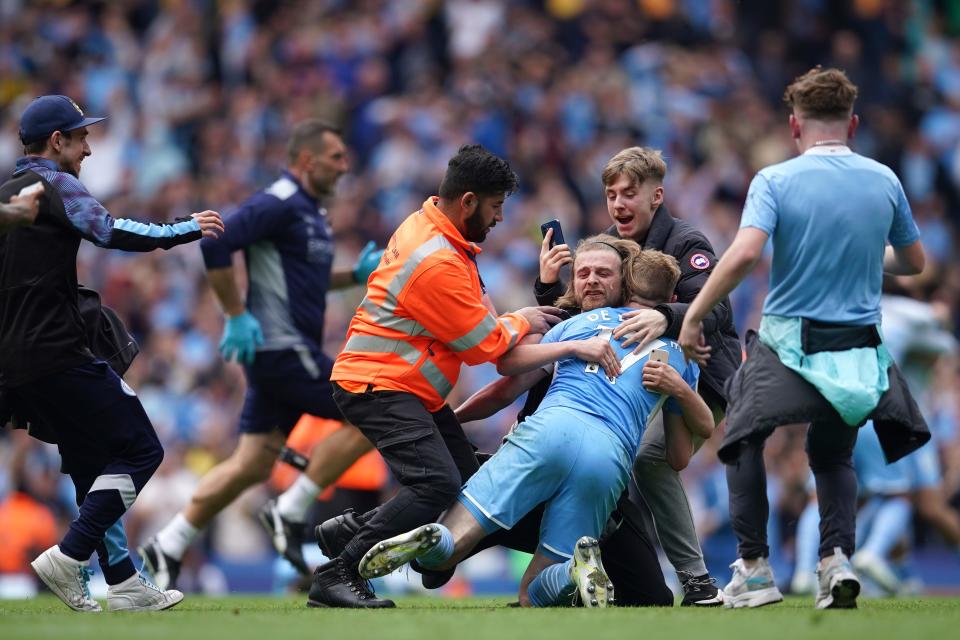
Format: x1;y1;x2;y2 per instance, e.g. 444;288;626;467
3;595;960;640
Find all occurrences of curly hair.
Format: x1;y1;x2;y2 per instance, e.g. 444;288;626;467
783;66;858;121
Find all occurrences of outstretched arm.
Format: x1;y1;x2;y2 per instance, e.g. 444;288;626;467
454;369;549;423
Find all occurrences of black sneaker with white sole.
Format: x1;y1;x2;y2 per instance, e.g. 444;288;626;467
137;537;181;591
679;570;725;606
259;499;310;575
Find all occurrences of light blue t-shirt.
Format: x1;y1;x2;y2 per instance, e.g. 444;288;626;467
741;148;920;325
536;306;700;459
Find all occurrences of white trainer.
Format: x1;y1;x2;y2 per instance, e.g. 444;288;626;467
852;549;899;595
107;572;184;611
816;547;860;609
723;558;783;609
30;545;102;612
570;536;613;608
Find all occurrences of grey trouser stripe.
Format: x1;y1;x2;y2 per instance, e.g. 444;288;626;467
293;344;321;378
88;474;137;510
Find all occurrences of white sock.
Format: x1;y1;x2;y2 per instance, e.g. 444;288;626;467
155;513;199;560
275;475;322;523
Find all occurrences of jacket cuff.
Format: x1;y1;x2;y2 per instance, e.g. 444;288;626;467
653;303;679;338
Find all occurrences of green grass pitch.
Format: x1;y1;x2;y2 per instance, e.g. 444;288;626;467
3;595;960;640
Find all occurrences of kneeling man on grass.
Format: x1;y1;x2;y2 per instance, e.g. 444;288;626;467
358;238;714;607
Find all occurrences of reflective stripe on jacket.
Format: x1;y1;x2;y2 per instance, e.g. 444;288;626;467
332;197;530;411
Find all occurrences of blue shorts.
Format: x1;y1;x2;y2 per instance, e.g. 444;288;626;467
239;347;343;435
855;421;941;494
459;406;631;561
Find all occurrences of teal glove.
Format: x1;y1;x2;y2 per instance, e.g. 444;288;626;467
352;240;384;284
220;311;264;365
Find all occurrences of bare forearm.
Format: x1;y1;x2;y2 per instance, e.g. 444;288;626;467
206;267;245;316
455;370;544;423
330;268;356;290
883;242;925;276
497;343;572;376
674;386;714;439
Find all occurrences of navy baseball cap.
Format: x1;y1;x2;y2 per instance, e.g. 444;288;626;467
18;95;106;145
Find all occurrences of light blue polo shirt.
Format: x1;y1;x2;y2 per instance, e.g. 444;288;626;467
741;146;920;325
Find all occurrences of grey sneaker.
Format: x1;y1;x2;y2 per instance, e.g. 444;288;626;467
570;536;614;608
107;572;184;611
816;547;860;609
723;558;784;609
358;523;442;579
851;549;899;595
30;545;102;612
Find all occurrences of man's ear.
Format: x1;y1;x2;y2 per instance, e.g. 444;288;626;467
652;185;664;208
789;114;801;140
848;113;859;140
460;191;478;214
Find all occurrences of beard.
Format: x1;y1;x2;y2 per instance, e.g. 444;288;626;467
463;209;490;243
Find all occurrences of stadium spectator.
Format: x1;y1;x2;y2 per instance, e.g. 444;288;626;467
0;94;222;612
679;67;929;610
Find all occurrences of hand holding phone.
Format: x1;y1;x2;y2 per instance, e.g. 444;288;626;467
649;348;669;363
539;219;572;285
540;219;566;248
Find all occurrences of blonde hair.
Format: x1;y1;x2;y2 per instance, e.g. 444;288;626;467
783;67;858;121
601;147;667;188
554;235;680;309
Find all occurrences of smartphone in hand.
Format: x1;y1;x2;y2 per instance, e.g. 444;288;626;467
649;348;669;364
540;219;565;248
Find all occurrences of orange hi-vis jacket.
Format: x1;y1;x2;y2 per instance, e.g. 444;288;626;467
332;197;531;412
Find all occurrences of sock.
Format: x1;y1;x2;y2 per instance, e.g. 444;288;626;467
528;560;575;607
861;497;912;558
276;475;322;523
155;513;199;560
417;524;454;569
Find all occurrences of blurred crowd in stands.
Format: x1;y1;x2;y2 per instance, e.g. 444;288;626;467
1;0;958;595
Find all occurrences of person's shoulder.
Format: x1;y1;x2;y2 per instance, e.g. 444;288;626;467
848;153;901;183
239;176;299;214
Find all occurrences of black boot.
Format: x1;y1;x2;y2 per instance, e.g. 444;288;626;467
306;558;395;609
315;508;364;558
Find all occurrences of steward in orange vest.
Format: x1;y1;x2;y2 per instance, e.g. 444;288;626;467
308;144;561;609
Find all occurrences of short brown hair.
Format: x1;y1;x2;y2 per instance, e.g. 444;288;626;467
553;236;679;309
601;147;666;188
287;119;341;161
783;67;858;121
629;249;681;303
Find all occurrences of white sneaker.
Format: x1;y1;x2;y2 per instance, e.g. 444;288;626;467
790;570;817;596
30;545;102;612
723;558;783;609
107;572;184;611
816;547;860;609
852;549;899;595
570;536;614;608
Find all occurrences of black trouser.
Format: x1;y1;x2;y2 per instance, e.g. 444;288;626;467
728;416;859;560
332;383;479;567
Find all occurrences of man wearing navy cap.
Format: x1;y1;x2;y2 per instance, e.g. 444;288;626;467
0;95;223;612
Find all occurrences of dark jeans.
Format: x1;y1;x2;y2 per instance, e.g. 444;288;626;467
728;416;859;560
8;362;163;562
332;383;479;566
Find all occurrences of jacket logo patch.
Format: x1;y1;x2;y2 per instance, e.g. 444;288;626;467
689;253;710;270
